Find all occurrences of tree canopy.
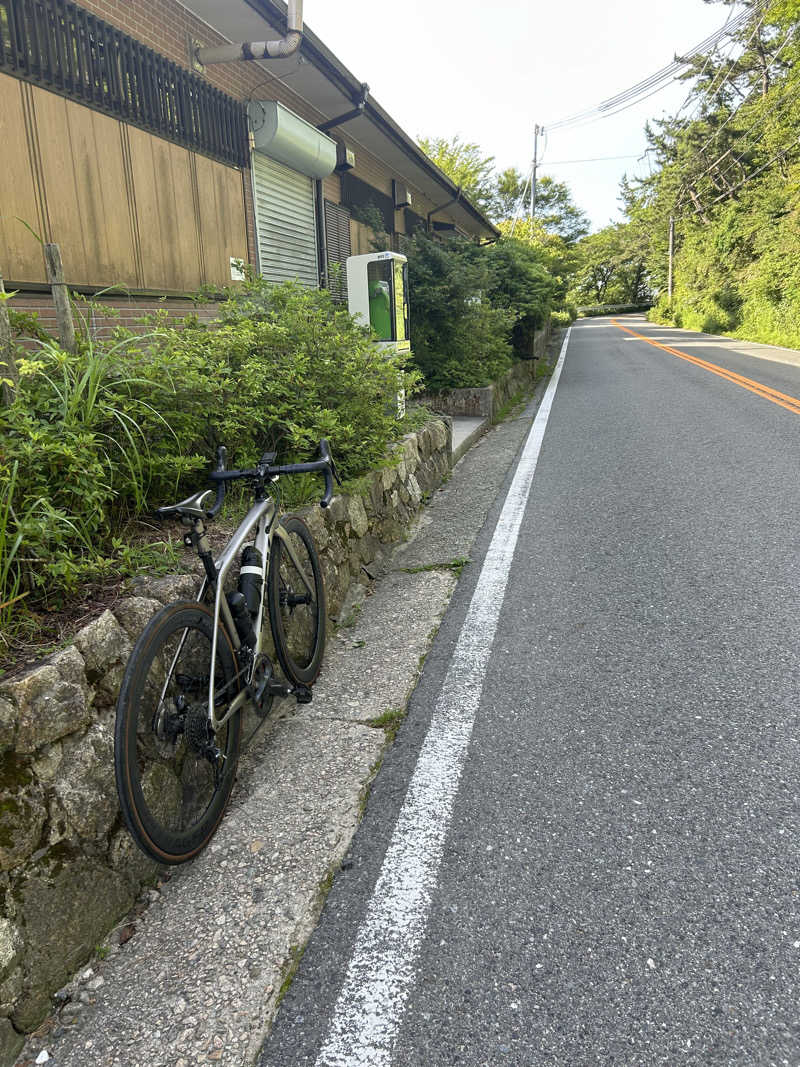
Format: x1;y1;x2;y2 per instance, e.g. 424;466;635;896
418;136;588;241
619;0;800;341
417;135;497;215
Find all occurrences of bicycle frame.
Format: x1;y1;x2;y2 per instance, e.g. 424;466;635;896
158;493;319;731
206;496;274;728
193;495;316;729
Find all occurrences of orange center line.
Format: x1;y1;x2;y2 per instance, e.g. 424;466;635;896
610;319;800;417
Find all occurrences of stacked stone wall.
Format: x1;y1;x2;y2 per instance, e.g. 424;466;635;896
0;417;451;1064
423;324;551;422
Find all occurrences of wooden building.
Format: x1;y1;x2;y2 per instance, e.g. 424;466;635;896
0;0;498;325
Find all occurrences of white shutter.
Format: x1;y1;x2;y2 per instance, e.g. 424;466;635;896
252;152;319;288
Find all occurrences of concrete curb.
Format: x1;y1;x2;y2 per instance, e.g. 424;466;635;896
451;416;490;464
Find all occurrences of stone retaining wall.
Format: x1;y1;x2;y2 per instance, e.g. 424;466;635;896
0;416;452;1065
423;325;551;421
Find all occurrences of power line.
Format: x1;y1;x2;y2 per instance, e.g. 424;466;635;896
675;139;798;219
671;3;738;121
691;76;800;194
708;142;798;203
544;5;756;133
509;166;533;237
543;154;642;165
681;15;786;163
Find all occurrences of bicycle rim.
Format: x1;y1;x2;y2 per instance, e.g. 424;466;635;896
114;602;241;864
268;517;326;686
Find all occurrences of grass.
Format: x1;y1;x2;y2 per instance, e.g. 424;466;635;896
400;557;470;578
364;706;407;743
275;942;307;1009
338;602;362;629
493;388;527;424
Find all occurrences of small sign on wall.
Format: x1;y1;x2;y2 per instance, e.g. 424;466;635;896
230;257;246;281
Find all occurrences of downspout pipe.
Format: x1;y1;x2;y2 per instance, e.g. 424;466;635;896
196;0;303;63
315;179;328;289
427;187;461;231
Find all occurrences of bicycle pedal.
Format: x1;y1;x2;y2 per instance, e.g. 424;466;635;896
294;685;313;705
265;679;294;699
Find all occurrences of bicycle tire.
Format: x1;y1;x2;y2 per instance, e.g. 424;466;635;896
267;516;326;686
114;600;242;865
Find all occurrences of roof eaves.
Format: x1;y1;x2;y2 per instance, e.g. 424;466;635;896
243;0;500;238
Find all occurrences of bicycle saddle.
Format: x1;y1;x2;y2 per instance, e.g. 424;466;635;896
156;489;215;520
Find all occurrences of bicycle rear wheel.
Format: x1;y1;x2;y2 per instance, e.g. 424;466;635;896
267;516;326;686
114;601;242;864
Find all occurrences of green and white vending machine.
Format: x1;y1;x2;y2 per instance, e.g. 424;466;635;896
346;251;410;417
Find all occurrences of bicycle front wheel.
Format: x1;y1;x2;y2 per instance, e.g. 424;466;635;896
114;601;242;865
267;516;326;686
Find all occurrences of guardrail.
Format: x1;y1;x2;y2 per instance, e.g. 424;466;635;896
577;303;653;317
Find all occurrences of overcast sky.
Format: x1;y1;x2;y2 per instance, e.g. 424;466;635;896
305;0;732;231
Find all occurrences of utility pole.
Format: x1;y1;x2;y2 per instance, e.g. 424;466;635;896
667;215;675;305
530;124;540;225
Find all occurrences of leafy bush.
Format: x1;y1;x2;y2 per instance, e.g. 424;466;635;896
550;310;573;329
485;239;555;358
1;279;419;622
401;231;513;392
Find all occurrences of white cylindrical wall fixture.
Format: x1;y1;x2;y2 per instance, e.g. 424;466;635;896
248;101;337;179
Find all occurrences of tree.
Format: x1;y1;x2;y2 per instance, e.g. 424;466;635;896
569;224;651;306
418;135;496;214
605;0;800;343
400;231;513;391
490;167;589;240
494;167;529;220
420;139;589;243
486;239;556;357
496;218;580;307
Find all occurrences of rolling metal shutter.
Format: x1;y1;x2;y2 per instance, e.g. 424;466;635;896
324;200;352;303
252;152;319;287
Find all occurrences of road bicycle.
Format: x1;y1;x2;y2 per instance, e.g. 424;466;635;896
114;440;338;865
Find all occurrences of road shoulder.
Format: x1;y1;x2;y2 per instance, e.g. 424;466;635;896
17;379;551;1067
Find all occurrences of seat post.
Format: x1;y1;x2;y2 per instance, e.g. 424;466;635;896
186;517;217;585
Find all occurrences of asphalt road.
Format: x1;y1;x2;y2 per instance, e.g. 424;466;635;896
259;316;800;1066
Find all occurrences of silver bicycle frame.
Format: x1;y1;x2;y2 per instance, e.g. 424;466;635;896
205;500;316;729
207;497;275;728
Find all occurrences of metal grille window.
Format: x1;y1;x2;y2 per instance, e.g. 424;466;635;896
324;200;351;302
0;0;248;167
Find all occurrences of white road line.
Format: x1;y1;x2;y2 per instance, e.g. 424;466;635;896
315;329;573;1067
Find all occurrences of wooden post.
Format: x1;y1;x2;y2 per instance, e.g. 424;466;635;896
0;272;19;406
44;243;75;353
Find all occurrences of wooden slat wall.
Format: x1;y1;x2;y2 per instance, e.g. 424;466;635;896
195;154;249;288
0;78;48;281
0;72;247;292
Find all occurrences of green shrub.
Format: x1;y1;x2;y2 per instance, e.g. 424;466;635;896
549;309;573;329
485;239;555;359
1;279;420;624
401;231;513;392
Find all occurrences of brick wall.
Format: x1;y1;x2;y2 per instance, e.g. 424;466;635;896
9;292;221;341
